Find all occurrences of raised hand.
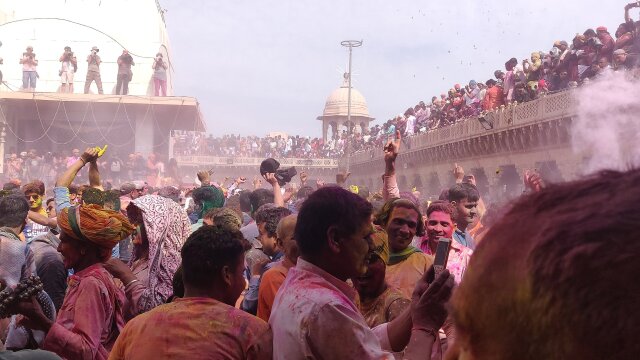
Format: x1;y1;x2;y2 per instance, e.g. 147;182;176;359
453;163;464;183
384;130;402;163
81;147;99;164
524;169;545;192
197;170;211;185
263;173;278;187
300;171;309;185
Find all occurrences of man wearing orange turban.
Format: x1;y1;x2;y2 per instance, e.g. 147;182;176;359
14;148;136;360
57;204;135;261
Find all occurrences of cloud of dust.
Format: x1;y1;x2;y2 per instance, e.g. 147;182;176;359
572;71;640;174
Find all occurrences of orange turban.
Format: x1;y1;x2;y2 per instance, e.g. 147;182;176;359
58;205;135;255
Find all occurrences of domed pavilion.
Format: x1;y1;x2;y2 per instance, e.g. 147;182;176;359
317;76;374;141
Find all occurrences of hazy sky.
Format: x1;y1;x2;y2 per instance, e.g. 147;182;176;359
162;0;626;137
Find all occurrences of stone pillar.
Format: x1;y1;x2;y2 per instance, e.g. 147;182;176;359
322;120;329;143
134;109;154;155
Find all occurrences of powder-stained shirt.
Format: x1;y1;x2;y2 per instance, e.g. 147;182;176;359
43;264;124;360
270;258;393;360
419;237;472;284
29;232;66;311
385;252;434;299
0;229;36;289
358;287;410;329
108;297;272;360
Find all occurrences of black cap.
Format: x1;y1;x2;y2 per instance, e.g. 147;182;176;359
260;158;280;176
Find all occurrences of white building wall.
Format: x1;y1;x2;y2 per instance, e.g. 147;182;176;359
0;0;173;95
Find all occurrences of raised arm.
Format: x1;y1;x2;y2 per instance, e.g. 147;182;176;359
383;130;401;200
88;160;103;190
56;148;98;188
625;2;638;23
28;210;57;228
264;173;284;207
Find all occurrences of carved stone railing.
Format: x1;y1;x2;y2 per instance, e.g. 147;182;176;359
346;90;576;166
174;155;339;168
174;91;576;172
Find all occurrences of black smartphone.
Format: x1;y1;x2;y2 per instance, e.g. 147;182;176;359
433;237;451;278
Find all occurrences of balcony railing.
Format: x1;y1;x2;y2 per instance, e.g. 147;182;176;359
347;90;576;165
173;90;576;170
174;155;340;168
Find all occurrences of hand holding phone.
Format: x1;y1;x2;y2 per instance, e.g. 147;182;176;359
433;237;451;278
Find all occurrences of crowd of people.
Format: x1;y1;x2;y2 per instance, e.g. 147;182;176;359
0;130;637;360
1;45;168;96
171;131;347;159
0;4;638;360
173;4;640;159
2;148;180;190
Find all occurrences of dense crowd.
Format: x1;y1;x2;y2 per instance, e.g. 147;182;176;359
0;133;637;359
173;5;640;159
171;131;347;159
0;4;639;360
3;148;180;189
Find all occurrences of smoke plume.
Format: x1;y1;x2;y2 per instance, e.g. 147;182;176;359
572;71;640;174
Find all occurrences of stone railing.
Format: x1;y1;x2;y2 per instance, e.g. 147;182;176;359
174;155;339;169
346;90;576;166
174;90;576;172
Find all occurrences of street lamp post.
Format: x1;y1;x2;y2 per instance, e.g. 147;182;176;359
340;40;362;172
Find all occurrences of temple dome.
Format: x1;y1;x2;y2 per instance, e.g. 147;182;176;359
319;83;373;119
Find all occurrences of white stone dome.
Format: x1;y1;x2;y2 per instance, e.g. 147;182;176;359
321;83;372;118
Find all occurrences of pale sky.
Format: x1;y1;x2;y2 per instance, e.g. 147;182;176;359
162;0;626;137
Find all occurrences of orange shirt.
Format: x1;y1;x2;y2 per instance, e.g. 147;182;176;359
257;263;289;321
110;297;272;360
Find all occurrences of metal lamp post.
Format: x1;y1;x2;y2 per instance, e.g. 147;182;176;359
340;40;362;171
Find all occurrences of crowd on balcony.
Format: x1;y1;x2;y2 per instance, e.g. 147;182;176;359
172;3;640;160
172;131;348;159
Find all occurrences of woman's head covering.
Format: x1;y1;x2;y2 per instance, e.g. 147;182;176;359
58;204;135;259
130;195;191;312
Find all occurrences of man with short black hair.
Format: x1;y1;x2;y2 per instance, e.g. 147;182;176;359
271;186;454;359
0;194;35;289
110;225;272;359
375;198;433;299
240;188;275;247
241;206;292;314
22;181;50;242
257;214;298;321
447;183;479;250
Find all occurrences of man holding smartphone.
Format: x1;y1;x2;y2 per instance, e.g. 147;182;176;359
419;201;472;284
